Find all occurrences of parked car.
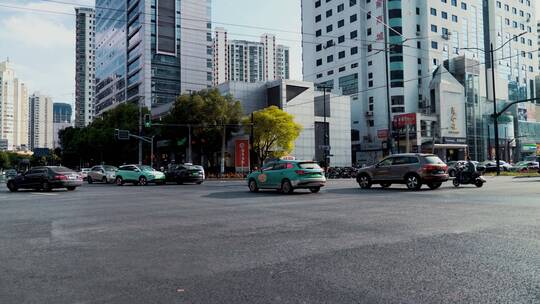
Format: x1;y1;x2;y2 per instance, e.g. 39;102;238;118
87;165;118;184
166;163;205;184
79;168;91;181
447;161;483;177
247;160;326;194
510;161;539;172
115;165;166;186
6;166;82;192
480;160;512;172
356;153;449;190
4;169;17;180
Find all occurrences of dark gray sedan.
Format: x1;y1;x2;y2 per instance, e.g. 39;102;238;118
7;166;83;192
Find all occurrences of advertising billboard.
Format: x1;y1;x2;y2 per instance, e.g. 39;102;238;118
235;139;250;170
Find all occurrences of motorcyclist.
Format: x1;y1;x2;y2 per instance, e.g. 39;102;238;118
461;156;477;183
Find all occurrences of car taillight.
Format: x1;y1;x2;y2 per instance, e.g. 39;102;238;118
423;165;447;172
295;170;306;175
55;175;67;180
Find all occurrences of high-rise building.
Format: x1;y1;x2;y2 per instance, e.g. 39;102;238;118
29;93;54;150
53;103;73;149
212;28;290;86
53;102;73;124
75;7;96;128
302;0;536;162
95;0;212;117
0;60;29;151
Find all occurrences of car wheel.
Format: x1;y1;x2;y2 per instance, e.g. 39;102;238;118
428;182;442;190
138;176;148;186
448;169;456;177
380;183;391;188
115;177;124;186
102;177;107;183
405;174;422;190
87;176;93;184
281;179;294;194
452;178;460;188
196;181;203;185
475;180;484;188
41;181;51;192
248;179;259;193
66;186;76;191
358;174;372;189
309;187;321;193
7;181;18;192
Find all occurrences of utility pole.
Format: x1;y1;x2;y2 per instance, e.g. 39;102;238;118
250;113;255;170
490;43;501;176
383;0;393;155
188;125;192;164
138;97;143;165
220;125;226;176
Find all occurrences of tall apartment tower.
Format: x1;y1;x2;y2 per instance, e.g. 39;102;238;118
29;93;54;150
95;0;212;117
276;45;291;80
0;60;29;151
75;7;95;127
212;28;290;86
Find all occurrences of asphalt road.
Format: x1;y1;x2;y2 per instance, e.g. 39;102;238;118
0;177;539;304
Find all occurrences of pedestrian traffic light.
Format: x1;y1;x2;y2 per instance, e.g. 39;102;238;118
144;114;151;128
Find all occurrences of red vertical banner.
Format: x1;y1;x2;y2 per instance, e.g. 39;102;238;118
235;139;250;169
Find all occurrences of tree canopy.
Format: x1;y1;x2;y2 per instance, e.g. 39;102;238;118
244;106;302;164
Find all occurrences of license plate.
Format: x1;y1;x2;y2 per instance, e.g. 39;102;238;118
434;170;444;174
192;173;199;176
68;176;76;180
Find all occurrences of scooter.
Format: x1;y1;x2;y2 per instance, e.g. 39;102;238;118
453;166;486;188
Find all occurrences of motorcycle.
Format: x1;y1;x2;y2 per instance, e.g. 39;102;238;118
453;165;486;188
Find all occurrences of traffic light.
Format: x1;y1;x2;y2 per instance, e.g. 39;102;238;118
144;114;151;128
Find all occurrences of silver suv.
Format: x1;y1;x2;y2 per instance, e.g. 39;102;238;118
356;154;449;190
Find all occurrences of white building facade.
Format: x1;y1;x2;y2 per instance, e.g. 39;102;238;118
75;7;96;127
219;79;352;166
0;60;29;151
302;0;536;163
29;93;54;150
212;28;290;86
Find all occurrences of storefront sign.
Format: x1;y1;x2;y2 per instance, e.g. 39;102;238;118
522;143;537;153
442;137;467;144
235;139;250;169
377;129;389;139
393;113;416;128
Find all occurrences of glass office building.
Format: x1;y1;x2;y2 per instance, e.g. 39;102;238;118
95;0;212;116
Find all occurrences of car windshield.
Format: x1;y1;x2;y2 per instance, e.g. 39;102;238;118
103;165;117;171
298;162;322;170
424;156;445;164
183;165;200;170
50;166;75;174
139;166;154;172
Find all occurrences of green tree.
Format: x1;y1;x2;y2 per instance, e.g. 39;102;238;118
244;106;302;165
59;103;148;168
164;89;243;168
0;151;10;169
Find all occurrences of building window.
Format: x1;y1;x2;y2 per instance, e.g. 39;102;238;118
442;11;447;19
327;55;334;62
337;4;344;12
351;46;358;55
315;15;322;22
461;2;467;10
316;59;322;66
326;9;332;17
350;14;357;23
338;51;345;59
430;8;437;16
452;15;458;22
431;41;438;49
431;24;438;32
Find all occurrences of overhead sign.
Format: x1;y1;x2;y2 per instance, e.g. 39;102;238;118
116;129;130;140
235;139;250;169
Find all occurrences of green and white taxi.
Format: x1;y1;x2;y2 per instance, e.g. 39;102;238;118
115;165;166;186
247;160;326;194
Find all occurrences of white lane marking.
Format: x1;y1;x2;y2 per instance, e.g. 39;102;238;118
30;192;59;196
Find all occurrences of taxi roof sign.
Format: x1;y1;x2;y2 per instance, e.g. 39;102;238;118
280;156;296;161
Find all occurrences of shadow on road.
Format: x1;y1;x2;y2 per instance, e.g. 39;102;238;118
204;190;314;200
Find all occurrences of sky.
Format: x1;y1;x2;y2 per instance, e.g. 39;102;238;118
0;0;538;104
